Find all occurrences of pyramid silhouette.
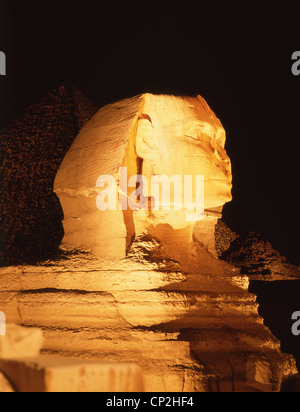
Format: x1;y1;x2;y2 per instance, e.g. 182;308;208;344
0;86;97;265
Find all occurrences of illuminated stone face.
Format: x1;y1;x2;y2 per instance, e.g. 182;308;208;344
54;94;232;259
134;95;232;245
136;94;232;209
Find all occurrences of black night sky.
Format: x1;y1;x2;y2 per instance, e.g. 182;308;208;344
0;0;299;264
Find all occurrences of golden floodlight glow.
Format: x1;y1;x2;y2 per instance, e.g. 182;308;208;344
54;94;232;260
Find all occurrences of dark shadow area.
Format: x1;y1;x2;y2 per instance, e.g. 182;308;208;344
0;86;97;267
280;374;300;392
249;280;300;372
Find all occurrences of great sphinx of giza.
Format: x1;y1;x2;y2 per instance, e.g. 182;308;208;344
54;93;232;264
52;93;298;391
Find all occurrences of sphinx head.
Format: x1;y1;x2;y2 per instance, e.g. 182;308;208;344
54;94;232;260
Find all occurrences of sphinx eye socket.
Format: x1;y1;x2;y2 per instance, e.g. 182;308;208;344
139;114;153;124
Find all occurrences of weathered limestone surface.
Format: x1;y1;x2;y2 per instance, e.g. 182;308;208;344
0;324;44;392
0;358;144;392
0;324;43;359
54;94;232;260
0;247;297;392
0;318;142;392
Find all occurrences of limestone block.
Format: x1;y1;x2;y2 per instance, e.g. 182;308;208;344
0;290;127;329
0;358;144;392
246;356;274;391
0;325;43;359
0;264;186;294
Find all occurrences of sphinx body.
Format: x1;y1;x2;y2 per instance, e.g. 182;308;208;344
50;94;298;391
0;94;297;392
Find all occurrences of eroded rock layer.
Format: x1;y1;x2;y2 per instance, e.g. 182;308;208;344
0;242;297;392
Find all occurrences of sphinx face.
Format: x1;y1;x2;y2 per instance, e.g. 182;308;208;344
134;95;232;230
54;93;233;259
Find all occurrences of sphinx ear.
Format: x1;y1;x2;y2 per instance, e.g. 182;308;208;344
135;116;157;160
